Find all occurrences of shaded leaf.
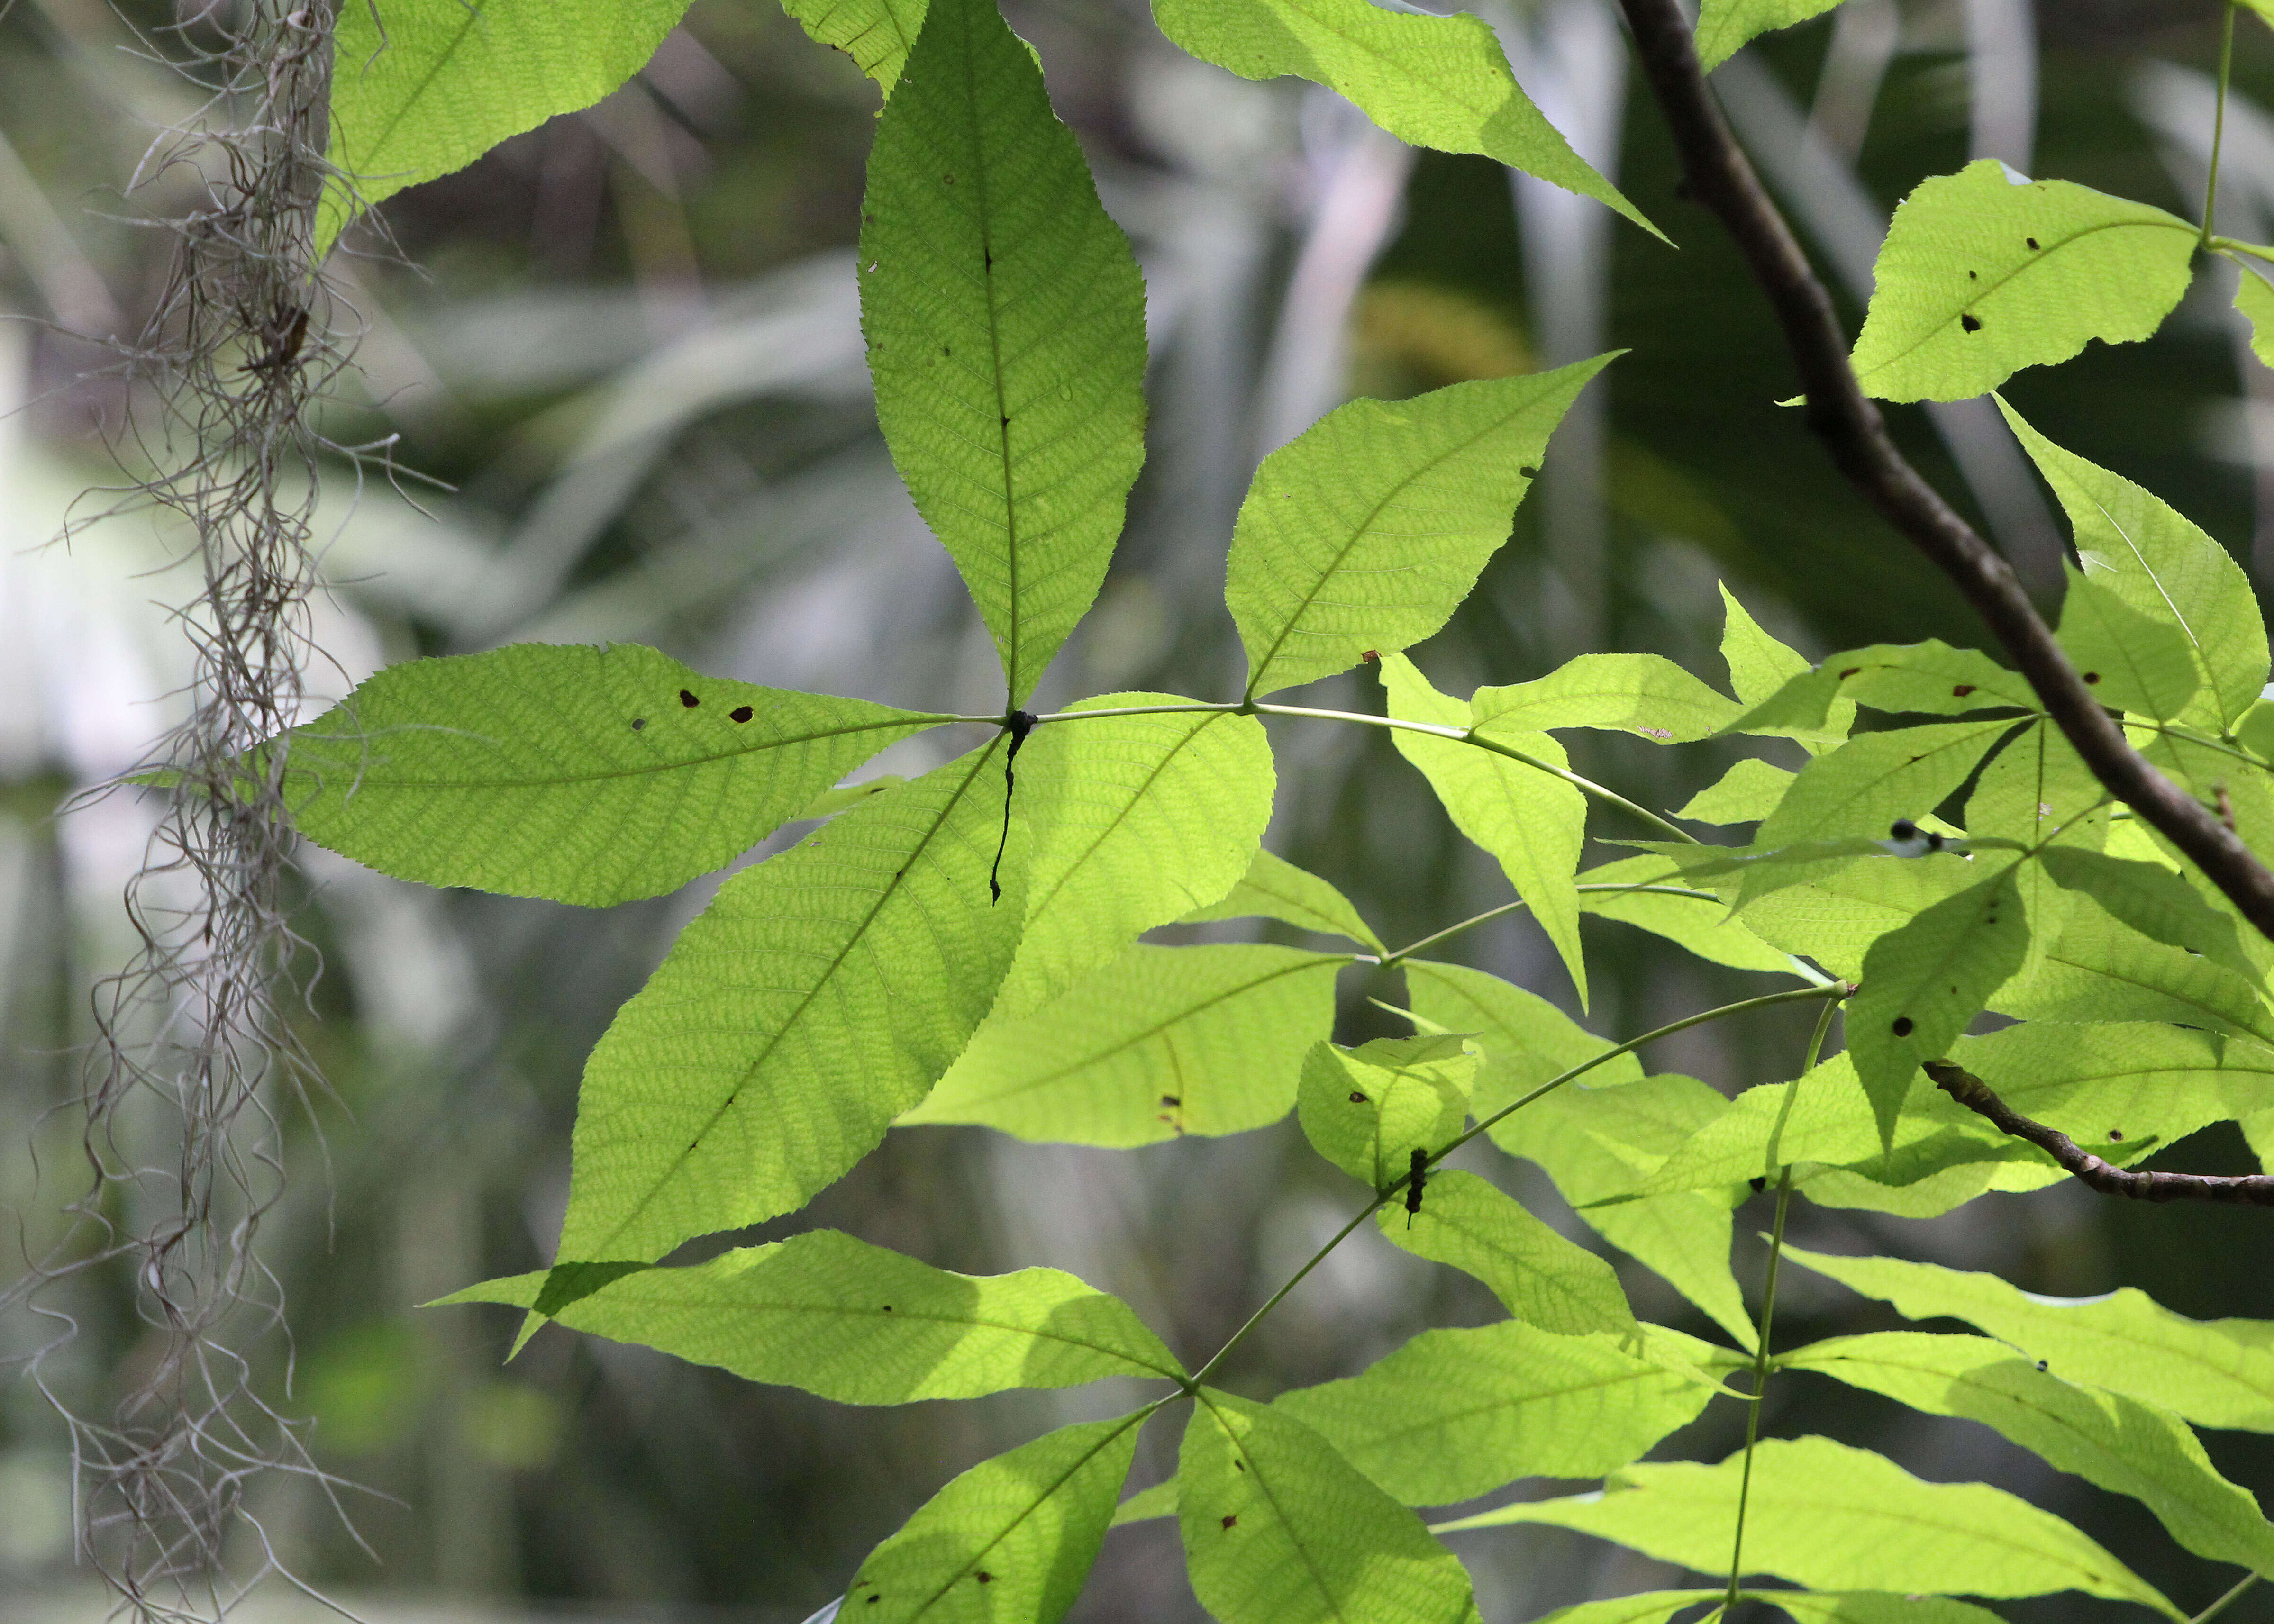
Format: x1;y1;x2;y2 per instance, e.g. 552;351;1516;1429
1990;893;2274;1045
1765;1595;2011;1624
1299;1035;1475;1192
782;0;929;92
1951;1020;2274;1152
1732;642;2034;735
1181;848;1386;953
1756;720;2015;846
1382;1170;1635;1338
862;0;1149;702
1733;850;1985;982
2037;848;2256;979
1528;1594;1720;1624
2055;564;2203;721
1109;1478;1178;1528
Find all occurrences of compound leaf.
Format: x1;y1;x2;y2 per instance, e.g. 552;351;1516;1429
1786;1332;2274;1573
1470;654;1741;744
1152;0;1651;233
1732;851;1983;982
1181;847;1386;953
321;0;690;249
1438;1435;2177;1616
1182;1388;1481;1624
1382;1169;1635;1338
1783;1244;2274;1433
905;943;1344;1144
554;742;1024;1264
862;0;1148;703
1299;1035;1475;1193
1990;894;2274;1045
1231;359;1613;699
1849;162;2196;403
279;644;942;907
998;699;1274;1014
1383;655;1588;1003
1273;1320;1714;1506
437;1229;1184;1398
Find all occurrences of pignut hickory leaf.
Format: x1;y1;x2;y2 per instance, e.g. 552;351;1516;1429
438;1229;1183;1399
1694;0;1843;70
847;1413;1143;1624
1471;653;1741;744
1180;847;1387;953
1152;0;1652;235
1848;161;2196;402
279;643;940;907
861;0;1148;704
1231;357;1613;699
1181;1388;1482;1624
782;0;930;92
2054;564;2201;720
1378;1169;1634;1338
2237;260;2274;369
553;742;1024;1265
319;0;689;249
1298;1035;1474;1193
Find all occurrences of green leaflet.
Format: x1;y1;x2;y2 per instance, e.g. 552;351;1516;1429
1952;1020;2274;1151
1272;1320;1713;1506
861;0;1149;704
846;1412;1141;1623
1181;847;1387;953
1795;1158;2066;1218
435;1229;1184;1397
279;644;941;907
1676;759;1795;826
2055;564;2203;721
1380;1170;1635;1339
319;0;690;249
1230;359;1614;699
2037;848;2256;979
1848;162;2197;404
1299;1035;1475;1193
998;699;1274;1014
1990;893;2274;1045
1781;1244;2274;1433
2248;1107;2274;1172
1470;653;1742;744
1764;1596;2012;1624
1151;0;1651;235
1528;1595;1719;1624
1967;717;2108;979
1406;959;1755;1347
1437;1435;2178;1616
2001;400;2270;731
905;943;1344;1144
1784;1331;2274;1574
1109;1478;1177;1527
554;743;1023;1264
1383;655;1589;1003
1731;642;2036;734
1756;719;2015;846
782;0;928;92
1721;584;1853;754
1694;0;1841;71
1181;1388;1482;1624
1847;868;2028;1141
1695;848;1982;982
2238;260;2274;369
1574;857;1798;975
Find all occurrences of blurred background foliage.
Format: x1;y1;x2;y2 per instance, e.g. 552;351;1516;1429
3;0;2274;1618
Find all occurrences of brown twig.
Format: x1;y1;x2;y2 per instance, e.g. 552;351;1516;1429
1924;1062;2274;1204
1614;0;2274;944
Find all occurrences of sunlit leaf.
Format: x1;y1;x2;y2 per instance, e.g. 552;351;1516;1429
1383;655;1588;1003
1965;717;2109;979
1849;162;2195;403
437;1229;1184;1398
1299;1035;1475;1192
1152;0;1652;233
553;743;1024;1264
1109;1477;1178;1528
278;644;943;906
1574;857;1799;975
2037;848;2256;979
1721;583;1852;753
1783;1244;2274;1433
1732;643;2034;735
1786;1331;2274;1573
1528;1595;1721;1624
1676;759;1795;826
1951;1020;2274;1152
1382;1169;1634;1338
906;943;1344;1144
1437;1435;2178;1616
998;699;1273;1013
2001;400;2269;731
1470;654;1741;745
2055;565;2203;721
1181;1388;1482;1624
1756;720;2015;847
1764;1595;2013;1624
1273;1320;1713;1506
862;0;1149;703
1230;359;1613;699
1990;893;2274;1044
1181;848;1386;953
1694;0;1840;70
782;0;929;92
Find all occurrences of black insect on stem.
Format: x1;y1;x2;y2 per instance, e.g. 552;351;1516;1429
1404;1147;1429;1227
989;710;1039;904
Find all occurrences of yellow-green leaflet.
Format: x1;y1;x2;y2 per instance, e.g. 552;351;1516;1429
846;1412;1143;1623
435;1229;1185;1400
1181;1388;1482;1624
1849;161;2196;403
1471;653;1742;744
1298;1035;1474;1193
1179;846;1387;953
1437;1435;2178;1616
1380;1170;1635;1339
1693;0;1840;70
781;0;930;91
861;0;1148;705
279;643;944;906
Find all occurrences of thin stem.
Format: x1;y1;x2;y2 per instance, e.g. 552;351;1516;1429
2205;0;2238;253
1380;883;1727;965
2129;721;2273;775
1028;701;1242;725
1185;981;1846;1390
1251;702;1700;843
2192;1572;2261;1624
1722;997;1837;1616
2215;235;2274;265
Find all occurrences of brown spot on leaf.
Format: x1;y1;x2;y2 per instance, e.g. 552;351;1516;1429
2083;671;2101;684
1892;1016;1915;1037
1961;314;1983;333
1221;1514;1238;1529
680;689;700;708
630;718;646;730
1161;1094;1181;1107
2026;236;2040;250
975;1572;992;1584
1838;667;1862;679
2109;1129;2124;1142
1348;1090;1368;1104
730;705;754;723
1952;684;1975;697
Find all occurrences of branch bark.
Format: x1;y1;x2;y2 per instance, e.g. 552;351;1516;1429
1924;1062;2274;1205
1614;0;2274;944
